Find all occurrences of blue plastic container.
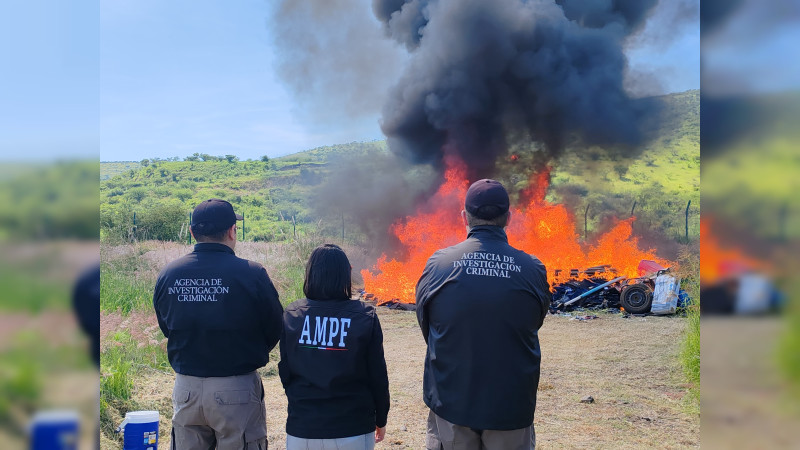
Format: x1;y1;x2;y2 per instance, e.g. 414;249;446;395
30;410;79;450
117;410;159;450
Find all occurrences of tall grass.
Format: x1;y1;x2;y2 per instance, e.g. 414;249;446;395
100;267;154;314
100;330;171;442
0;266;70;312
0;330;89;434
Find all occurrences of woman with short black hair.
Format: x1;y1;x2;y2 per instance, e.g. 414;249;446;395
279;244;390;450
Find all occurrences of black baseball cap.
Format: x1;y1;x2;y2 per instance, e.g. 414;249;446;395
465;179;510;220
191;199;243;234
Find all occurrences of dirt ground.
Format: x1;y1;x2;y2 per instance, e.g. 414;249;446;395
701;317;800;450
102;308;698;449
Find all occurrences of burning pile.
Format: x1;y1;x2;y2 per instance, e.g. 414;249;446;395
361;159;670;305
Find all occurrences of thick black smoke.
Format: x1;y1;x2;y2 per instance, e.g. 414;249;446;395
373;0;664;177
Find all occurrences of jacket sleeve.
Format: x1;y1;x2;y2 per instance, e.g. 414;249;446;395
153;273;170;339
415;256;437;344
534;262;552;330
278;316;291;389
367;313;390;428
257;267;284;352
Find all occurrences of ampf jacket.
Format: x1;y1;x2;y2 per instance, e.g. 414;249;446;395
279;298;390;439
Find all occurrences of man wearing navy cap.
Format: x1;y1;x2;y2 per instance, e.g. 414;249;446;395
415;180;551;450
153;198;283;449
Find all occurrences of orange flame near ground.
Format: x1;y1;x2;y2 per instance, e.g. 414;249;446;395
699;219;764;284
362;160;669;304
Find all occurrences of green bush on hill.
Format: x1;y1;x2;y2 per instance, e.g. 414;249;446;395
0;161;99;240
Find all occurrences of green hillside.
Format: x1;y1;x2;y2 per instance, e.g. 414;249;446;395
1;160;99;240
100;161;141;181
100;141;389;243
101;91;699;245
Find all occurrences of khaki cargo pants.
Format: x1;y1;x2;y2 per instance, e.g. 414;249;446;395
171;371;267;449
426;410;535;450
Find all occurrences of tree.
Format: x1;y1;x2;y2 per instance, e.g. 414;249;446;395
137;201;188;241
174;189;193;201
225;154;239;163
126;187;147;203
260;155;270;163
140;159;150;167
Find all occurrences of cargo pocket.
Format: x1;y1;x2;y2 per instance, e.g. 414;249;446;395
243;435;268;449
245;380;268;445
171;388;191;423
214;390;251;405
173;388;190;404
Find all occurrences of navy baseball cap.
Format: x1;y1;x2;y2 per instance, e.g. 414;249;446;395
465;179;510;220
191;199;243;233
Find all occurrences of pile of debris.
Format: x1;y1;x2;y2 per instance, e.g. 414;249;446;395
359;260;690;316
358;292;417;311
550;260;690;315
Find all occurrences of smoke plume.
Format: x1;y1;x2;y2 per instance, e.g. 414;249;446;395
374;0;664;177
270;0;405;125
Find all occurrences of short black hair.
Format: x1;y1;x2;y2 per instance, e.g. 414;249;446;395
191;222;231;242
303;244;352;301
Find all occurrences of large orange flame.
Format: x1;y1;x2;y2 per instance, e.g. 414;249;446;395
699;219;763;285
362;159;669;304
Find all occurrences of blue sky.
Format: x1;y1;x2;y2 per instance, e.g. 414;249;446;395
0;1;699;162
0;0;98;160
100;0;386;162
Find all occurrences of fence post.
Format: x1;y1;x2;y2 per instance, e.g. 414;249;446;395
132;211;138;242
685;200;691;241
630;201;637;217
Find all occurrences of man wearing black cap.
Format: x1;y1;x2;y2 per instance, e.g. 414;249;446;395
415;180;551;450
153;199;283;449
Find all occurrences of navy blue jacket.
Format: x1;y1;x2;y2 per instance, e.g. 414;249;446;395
153;243;283;377
279;298;390;439
416;226;551;430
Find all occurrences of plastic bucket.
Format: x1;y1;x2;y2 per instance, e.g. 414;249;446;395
30;410;79;450
117;410;159;450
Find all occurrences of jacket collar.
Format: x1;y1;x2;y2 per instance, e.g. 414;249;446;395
193;242;235;255
467;225;509;242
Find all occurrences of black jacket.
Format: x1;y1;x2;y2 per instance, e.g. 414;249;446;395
279;298;390;439
153;243;283;377
416;226;551;430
